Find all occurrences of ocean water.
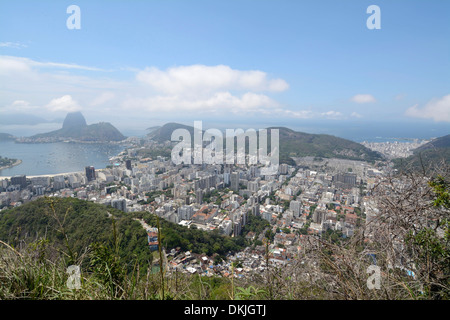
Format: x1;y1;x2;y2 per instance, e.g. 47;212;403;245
0;141;125;177
0;120;447;177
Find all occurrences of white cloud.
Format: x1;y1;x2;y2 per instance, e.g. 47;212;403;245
0;56;32;74
90;92;115;106
0;55;127;114
0;56;299;121
126;64;290;116
0;42;27;49
136;64;289;95
9;100;36;112
281;109;314;119
32;60;104;71
11;100;30;107
351;112;363;118
274;109;351;120
351;94;376;103
122;91;278;115
268;78;290;92
45;95;81;112
0;55;104;73
405;94;450;122
0;100;39;114
321;110;344;119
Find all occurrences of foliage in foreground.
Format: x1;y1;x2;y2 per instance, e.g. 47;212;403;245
0;163;448;300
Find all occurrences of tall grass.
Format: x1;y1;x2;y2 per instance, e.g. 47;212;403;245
0;239;267;300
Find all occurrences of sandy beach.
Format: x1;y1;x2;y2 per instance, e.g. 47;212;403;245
0;168;111;180
0;170;85;179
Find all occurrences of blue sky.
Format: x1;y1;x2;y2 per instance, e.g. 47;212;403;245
0;0;449;137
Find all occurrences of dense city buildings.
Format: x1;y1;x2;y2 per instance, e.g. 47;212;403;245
0;138;401;277
361;139;429;159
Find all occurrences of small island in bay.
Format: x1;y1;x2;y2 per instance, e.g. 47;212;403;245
0;156;22;171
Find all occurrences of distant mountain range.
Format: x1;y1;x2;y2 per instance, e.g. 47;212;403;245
0;113;62;126
0;133;15;141
393;134;450;170
3;115;447;168
22;112;126;142
147;122;384;163
145;126;162;134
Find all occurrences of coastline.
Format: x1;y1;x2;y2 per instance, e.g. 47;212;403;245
0;168;114;180
0;159;22;172
0;171;83;179
0;140;129;180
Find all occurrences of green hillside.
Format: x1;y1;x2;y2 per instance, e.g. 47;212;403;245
0;197;247;299
0;197;151;270
269;127;383;163
393;134;450;171
0;197;245;264
415;134;450;152
80;122;126;141
148;123;384;164
147;122;202;143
